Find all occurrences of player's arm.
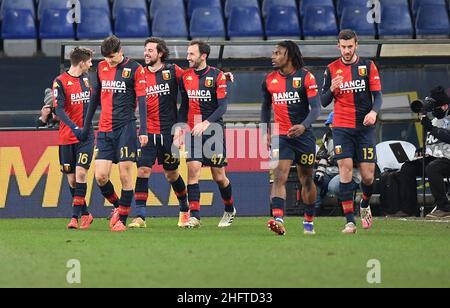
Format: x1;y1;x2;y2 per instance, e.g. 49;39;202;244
364;61;383;126
82;71;101;133
321;67;334;108
261;80;272;125
301;72;321;129
135;66;148;142
53;79;82;138
177;77;189;123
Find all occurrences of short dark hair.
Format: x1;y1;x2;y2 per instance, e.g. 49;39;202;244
190;40;211;59
338;29;358;42
277;40;304;70
70;47;94;66
101;35;122;57
145;37;170;62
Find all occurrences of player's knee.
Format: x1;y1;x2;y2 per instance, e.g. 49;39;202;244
95;173;109;186
138;167;151;178
164;170;179;182
361;175;374;186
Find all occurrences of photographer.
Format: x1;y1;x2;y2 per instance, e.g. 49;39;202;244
397;86;450;219
36;88;59;128
314;112;361;210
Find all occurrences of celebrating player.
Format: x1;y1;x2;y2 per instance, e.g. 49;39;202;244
176;40;236;228
82;35;148;232
129;37;189;228
321;30;383;234
52;47;95;230
261;41;321;236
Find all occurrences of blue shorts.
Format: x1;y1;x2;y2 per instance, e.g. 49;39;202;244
137;134;180;171
96;121;138;164
186;131;228;168
332;127;377;163
59;136;95;174
272;131;316;167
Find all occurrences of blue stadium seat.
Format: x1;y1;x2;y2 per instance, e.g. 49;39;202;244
412;0;447;15
113;0;147;19
115;8;150;38
224;0;259;18
79;0;110;14
340;6;377;38
40;9;74;39
336;0;367;17
1;9;36;38
302;5;338;39
152;9;188;39
38;0;68;20
228;7;264;39
150;0;185;19
299;0;333;17
187;0;222;19
262;0;296;17
77;8;112;39
1;0;35;20
416;4;450;37
265;6;301;38
190;7;225;39
378;4;414;38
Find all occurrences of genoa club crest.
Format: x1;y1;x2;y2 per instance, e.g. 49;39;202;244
335;145;343;155
122;68;132;79
83;78;90;88
205;77;214;88
162;70;171;81
358;66;367;77
293;77;302;89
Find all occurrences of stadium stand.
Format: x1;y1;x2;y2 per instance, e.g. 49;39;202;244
0;0;450;54
415;4;450;38
150;0;185;20
187;0;222;20
112;0;147;20
225;0;259;18
265;5;301;39
228;6;264;40
2;9;37;56
40;8;75;56
0;0;35;20
38;0;68;20
302;5;339;39
114;8;151;39
378;2;414;38
262;0;297;18
190;7;226;40
77;8;112;40
340;5;377;39
151;8;189;39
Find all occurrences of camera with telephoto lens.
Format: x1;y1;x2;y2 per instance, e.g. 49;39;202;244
314;159;328;185
410;86;450;115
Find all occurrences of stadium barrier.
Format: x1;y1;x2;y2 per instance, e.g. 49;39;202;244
0;129;270;218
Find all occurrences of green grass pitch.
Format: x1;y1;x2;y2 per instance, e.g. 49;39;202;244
0;217;449;288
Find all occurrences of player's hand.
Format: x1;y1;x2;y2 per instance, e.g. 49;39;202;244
173;127;185;149
288;124;306;138
421;115;434;131
330;75;344;92
192;120;211;137
224;72;234;83
363;111;378;127
264;133;272;151
139;135;148;147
